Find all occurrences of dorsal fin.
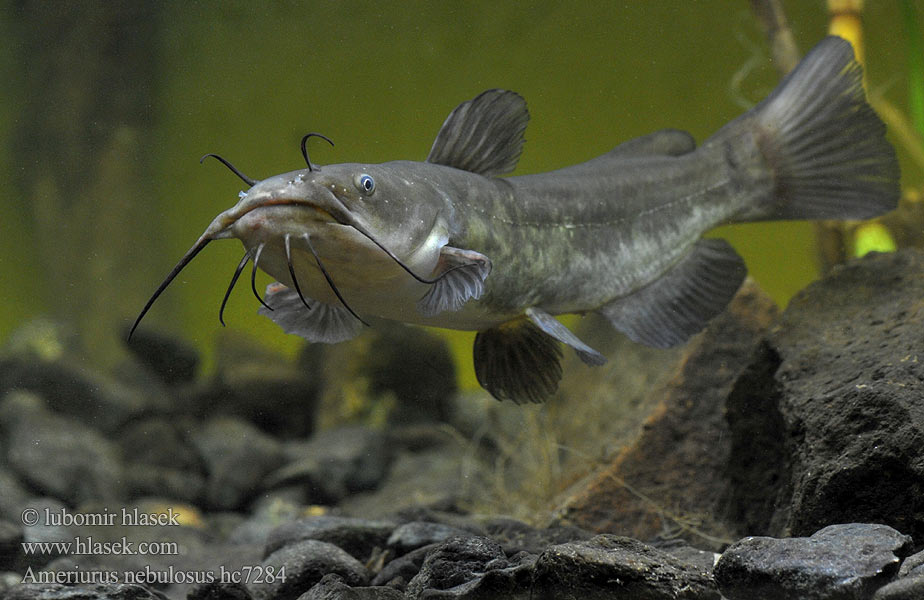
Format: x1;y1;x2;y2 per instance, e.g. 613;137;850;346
426;89;529;177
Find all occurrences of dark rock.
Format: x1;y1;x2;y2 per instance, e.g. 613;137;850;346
873;575;924;600
119;417;207;504
0;322;167;432
0;519;23;571
725;250;924;539
227;496;304;546
899;549;924;577
361;323;456;425
265;516;396;563
118;417;204;472
5;583;169;599
555;280;776;548
401;550;535;599
19;498;73;567
123;465;206;505
714;523;914;600
389;508;488;538
532;534;719;599
265;426;392;504
187;580;254;600
404;536;508;599
660;544;721;578
123;325;199;385
339;445;485;519
870;547;924;599
387;521;473;556
1;392;125;504
370;543;436;587
191;416;285;510
310;324;455;430
482;517;594;556
192;330;319;438
299;573;404;599
252;539;369;600
0;467;31;521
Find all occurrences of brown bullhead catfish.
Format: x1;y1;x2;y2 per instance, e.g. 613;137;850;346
130;37;899;403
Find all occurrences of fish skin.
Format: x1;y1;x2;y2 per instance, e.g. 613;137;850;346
134;37;899;403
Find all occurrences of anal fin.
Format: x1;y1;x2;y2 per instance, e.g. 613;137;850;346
259;282;363;344
473;318;563;404
598;239;746;348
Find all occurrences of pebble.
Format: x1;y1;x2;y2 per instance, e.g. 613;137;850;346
190;416;286;510
338;446;481;519
300;573;403;599
0;467;30;521
123;325;199;386
4;583;168;599
714;523;913;600
898;548;924;578
252;539;369;600
0;519;23;572
386;521;473;556
1;392;125;504
265;426;392;505
0;348;166;433
187;580;254;600
872;575;924;600
265;516;396;563
533;534;720;599
482;516;593;556
370;543;436;587
195;330;320;438
404;536;508;599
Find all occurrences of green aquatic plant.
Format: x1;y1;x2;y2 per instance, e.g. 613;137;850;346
901;0;924;141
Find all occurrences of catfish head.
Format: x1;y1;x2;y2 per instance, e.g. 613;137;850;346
128;135;489;343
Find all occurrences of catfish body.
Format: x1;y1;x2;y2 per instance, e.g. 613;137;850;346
131;37;899;403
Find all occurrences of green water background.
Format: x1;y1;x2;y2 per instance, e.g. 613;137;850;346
0;2;917;388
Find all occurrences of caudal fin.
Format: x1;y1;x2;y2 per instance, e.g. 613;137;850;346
734;36;899;222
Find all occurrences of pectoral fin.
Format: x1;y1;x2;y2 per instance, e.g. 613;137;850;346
417;246;492;317
259;282;363;344
597;239;746;348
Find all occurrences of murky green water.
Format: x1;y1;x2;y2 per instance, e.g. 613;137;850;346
1;1;915;388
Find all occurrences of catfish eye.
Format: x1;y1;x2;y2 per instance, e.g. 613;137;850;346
355;174;375;195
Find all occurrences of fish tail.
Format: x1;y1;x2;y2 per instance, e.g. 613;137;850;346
730;36;899;222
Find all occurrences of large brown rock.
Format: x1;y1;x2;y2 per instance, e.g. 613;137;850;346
554;279;778;548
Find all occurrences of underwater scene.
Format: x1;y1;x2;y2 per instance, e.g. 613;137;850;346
2;1;924;598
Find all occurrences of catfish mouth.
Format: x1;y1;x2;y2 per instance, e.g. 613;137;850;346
128;188;448;341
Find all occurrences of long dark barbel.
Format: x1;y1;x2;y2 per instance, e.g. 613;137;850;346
128;237;212;340
300;133;334;172
218;248;253;326
284;234;312;310
200;154;257;186
343;218;467;285
301;232;369;326
251;243;274;311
